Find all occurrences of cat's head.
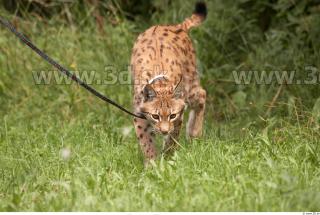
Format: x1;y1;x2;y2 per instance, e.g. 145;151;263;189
139;78;185;135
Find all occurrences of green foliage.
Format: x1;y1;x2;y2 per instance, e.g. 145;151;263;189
0;113;320;211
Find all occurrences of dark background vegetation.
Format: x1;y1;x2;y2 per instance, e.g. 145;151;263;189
2;0;320;125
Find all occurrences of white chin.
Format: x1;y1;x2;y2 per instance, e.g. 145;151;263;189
163;134;169;139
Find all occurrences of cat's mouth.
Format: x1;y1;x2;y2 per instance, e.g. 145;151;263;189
155;128;174;135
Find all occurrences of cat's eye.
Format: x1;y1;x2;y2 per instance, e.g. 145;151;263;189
151;114;160;120
169;114;177;120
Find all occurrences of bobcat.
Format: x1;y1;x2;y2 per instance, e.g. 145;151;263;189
130;2;207;164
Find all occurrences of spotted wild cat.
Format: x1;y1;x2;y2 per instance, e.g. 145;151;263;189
130;2;207;164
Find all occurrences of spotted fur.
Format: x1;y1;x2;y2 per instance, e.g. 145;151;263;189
130;2;207;164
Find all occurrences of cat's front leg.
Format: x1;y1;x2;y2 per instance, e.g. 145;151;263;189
133;117;157;164
187;87;206;138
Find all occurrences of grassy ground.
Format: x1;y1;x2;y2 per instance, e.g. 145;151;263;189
1;1;320;211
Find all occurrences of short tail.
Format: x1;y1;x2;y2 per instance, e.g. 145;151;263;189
180;2;207;31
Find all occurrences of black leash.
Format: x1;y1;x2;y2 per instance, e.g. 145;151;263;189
0;17;146;120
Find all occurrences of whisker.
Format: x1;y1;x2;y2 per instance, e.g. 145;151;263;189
169;134;184;149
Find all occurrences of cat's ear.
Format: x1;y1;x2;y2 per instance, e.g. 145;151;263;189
143;84;156;101
173;76;184;99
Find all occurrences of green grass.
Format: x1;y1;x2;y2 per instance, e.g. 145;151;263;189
1;108;320;211
1;1;320;211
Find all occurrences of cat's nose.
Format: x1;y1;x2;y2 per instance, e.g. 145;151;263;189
161;130;168;135
159;122;170;135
